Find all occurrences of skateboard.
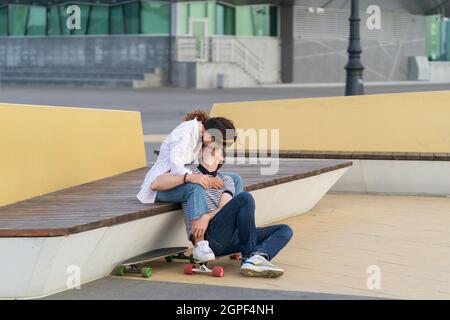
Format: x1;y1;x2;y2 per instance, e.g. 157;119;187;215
113;246;190;278
183;253;241;277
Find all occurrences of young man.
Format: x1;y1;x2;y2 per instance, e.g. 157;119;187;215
151;142;293;278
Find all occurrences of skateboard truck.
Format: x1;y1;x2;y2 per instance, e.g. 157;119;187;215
183;253;241;277
113;247;190;279
184;263;224;277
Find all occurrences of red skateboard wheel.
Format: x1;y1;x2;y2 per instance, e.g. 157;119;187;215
184;264;194;275
212;266;224;277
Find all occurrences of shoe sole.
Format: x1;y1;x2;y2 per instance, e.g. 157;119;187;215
193;255;216;263
240;267;284;278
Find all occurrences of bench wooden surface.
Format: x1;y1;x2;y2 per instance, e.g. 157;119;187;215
228;151;450;161
0;159;351;238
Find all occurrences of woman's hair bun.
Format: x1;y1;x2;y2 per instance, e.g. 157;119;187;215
183;109;210;122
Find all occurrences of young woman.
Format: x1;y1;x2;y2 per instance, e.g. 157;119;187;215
136;110;243;256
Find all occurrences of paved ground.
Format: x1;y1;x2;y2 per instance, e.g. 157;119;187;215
45;193;450;300
45;278;374;300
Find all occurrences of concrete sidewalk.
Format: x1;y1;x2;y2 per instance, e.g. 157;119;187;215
45;193;450;300
45;278;375;300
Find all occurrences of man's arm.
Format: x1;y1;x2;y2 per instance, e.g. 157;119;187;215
207;192;233;220
191;192;232;241
150;172;184;191
151;172;212;191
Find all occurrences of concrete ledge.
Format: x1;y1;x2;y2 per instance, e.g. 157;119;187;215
210;90;450;153
0;166;349;299
330;159;450;196
0;103;147;207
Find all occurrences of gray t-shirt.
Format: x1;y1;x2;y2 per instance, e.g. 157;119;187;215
182;164;235;240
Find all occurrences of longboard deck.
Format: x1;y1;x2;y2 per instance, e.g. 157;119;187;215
120;246;189;266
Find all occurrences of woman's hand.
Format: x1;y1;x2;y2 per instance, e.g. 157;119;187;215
208;177;224;189
186;173;211;189
191;214;212;240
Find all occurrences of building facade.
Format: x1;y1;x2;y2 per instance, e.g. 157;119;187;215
0;0;448;87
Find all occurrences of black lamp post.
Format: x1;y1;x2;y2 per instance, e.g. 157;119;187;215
345;0;365;95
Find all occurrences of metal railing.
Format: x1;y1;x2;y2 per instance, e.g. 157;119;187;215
175;36;263;82
211;37;263;82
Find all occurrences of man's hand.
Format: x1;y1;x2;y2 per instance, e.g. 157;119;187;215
208;176;224;189
191;214;212;240
186;173;211;189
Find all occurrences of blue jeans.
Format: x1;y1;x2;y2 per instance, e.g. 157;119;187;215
155;172;243;220
205;192;293;260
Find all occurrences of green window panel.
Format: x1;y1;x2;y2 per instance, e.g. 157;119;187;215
216;3;235;36
47;6;61;36
141;2;170;34
189;2;207;19
224;4;235;35
0;7;8;36
236;6;252;36
269;6;278;37
446;20;450;61
27;6;46;35
124;2;140;34
110;5;125;34
216;3;224;35
9;5;29;36
178;2;189;35
207;1;215;36
59;5;71;35
426;15;442;61
88;5;109;35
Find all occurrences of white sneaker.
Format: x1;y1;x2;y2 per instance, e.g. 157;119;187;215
193;240;215;262
240;254;284;278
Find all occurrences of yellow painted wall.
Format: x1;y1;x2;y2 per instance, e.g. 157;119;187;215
0;103;147;207
211;91;450;153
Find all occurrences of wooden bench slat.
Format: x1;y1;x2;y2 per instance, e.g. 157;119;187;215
0;160;351;237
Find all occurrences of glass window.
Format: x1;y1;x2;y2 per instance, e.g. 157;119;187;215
47;6;61;36
141;2;170;34
446;20;450;61
178;2;189;35
0;7;8;36
27;6;47;36
216;3;224;35
236;6;252;36
9;5;29;36
189;2;207;18
216;3;235;36
224;4;235;35
59;5;71;35
269;6;278;37
110;5;125;34
124;2;140;34
88;5;109;35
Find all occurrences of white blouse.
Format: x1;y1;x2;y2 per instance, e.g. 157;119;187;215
136;118;202;204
